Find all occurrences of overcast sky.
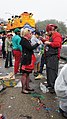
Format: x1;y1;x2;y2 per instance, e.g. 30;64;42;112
0;0;67;25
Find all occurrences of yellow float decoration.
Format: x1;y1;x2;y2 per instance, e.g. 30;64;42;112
6;12;35;31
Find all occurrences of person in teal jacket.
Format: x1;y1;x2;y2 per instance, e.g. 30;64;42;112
12;28;22;74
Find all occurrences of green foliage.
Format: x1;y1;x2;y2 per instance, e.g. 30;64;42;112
36;19;67;35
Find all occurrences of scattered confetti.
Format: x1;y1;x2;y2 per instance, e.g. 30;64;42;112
10;96;15;100
55;109;60;113
8;105;11;108
43;107;52;111
19;114;32;119
51;115;53;118
30;93;45;99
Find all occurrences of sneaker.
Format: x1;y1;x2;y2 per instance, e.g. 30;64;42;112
35;74;44;80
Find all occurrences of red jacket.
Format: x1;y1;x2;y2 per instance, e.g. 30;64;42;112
50;31;62;59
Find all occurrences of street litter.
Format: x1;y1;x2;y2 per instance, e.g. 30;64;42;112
10;96;15;100
43;81;47;84
8;105;11;108
19;114;32;119
0;84;4;92
0;72;17;87
40;82;49;93
30;92;45;99
43;107;52;111
31;94;50;111
31;92;60;115
55;109;60;113
51;115;53;118
14;81;22;87
0;79;5;92
0;72;15;80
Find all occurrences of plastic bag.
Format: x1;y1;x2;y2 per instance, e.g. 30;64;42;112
40;83;49;93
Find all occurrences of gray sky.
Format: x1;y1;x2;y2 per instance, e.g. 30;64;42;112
0;0;67;25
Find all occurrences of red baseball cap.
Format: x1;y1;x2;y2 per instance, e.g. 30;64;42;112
46;24;57;32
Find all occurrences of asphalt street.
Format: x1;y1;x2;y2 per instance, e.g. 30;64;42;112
0;57;66;119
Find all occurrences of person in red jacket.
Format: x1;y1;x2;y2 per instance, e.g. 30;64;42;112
44;24;62;93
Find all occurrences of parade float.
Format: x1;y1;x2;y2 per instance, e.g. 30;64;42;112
0;12;36;57
6;12;35;31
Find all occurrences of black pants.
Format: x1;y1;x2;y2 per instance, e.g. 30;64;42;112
2;50;6;59
45;55;59;88
5;51;13;68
